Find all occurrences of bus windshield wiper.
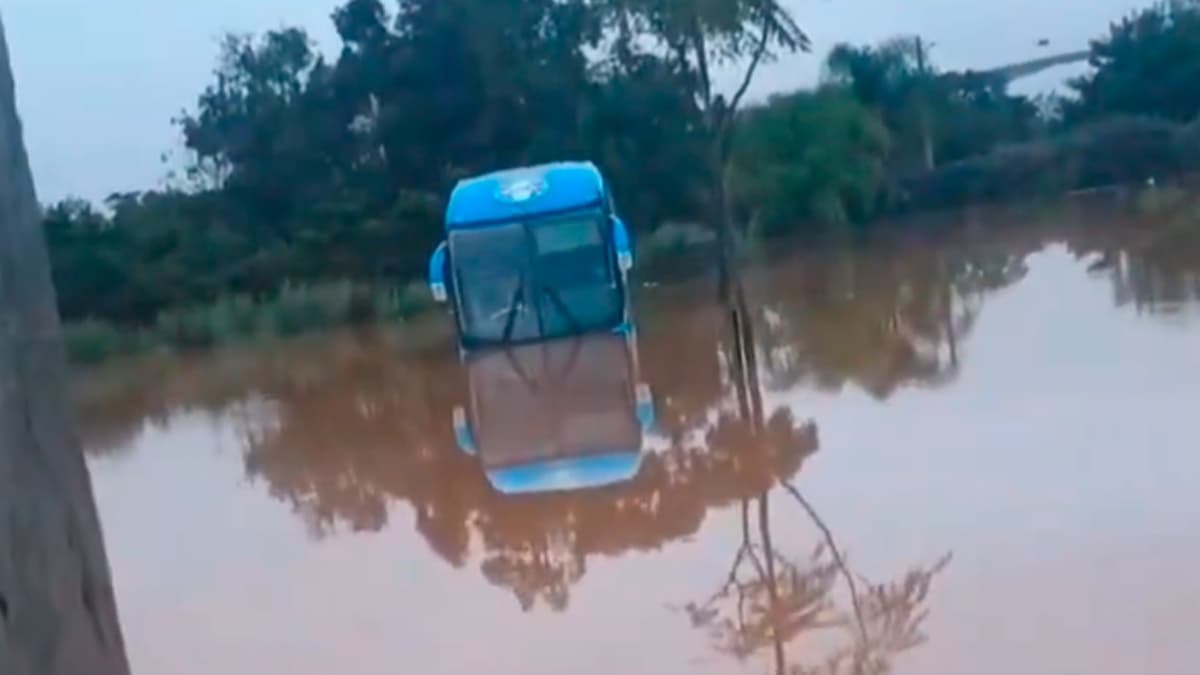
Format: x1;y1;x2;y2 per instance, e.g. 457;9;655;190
501;273;526;342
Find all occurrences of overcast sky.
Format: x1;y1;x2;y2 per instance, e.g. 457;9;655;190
3;0;1151;204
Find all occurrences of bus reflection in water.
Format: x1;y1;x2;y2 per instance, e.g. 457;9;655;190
450;330;655;495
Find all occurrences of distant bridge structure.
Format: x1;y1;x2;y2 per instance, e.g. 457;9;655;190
979;50;1092;83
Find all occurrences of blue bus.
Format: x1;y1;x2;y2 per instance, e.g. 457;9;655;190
427;161;634;349
451;330;655;495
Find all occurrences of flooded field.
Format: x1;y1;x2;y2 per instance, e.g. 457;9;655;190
77;197;1200;674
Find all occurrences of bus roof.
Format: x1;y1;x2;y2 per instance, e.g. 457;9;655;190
445;161;606;230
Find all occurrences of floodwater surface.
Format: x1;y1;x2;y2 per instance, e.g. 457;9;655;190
78;197;1200;674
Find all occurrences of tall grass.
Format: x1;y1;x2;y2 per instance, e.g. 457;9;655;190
63;320;149;366
65;280;437;366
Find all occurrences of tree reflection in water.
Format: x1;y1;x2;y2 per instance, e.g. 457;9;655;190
1064;189;1200;318
683;285;951;675
749;241;1030;398
218;291;829;612
686;482;953;675
73;235;1014;614
75;205;1200;619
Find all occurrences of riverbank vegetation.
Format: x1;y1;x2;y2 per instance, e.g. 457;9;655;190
62;280;434;365
44;0;1200;363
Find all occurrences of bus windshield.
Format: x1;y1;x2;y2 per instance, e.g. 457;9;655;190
449;211;623;344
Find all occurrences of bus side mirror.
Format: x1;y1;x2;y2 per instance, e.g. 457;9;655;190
452;406;476;455
613;216;633;273
428;240;449;303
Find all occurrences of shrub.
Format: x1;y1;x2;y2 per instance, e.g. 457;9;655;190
897;116;1200;212
265;282;346;337
640;222;715;261
346;284;380;324
64;279;442;365
375;281;436;321
63;319;129;366
155;307;219;350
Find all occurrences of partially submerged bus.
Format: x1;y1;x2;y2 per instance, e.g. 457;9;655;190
450;330;655;495
427;161;634;349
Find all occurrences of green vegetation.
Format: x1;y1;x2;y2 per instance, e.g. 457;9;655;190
64;280;433;365
900;116;1200;211
44;0;1200;363
732;89;890;236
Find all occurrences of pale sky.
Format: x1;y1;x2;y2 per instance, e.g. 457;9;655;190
3;0;1151;204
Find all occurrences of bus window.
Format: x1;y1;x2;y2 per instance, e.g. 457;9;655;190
449;223;539;344
530;212;622;338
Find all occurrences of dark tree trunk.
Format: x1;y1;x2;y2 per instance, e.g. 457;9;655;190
0;13;131;675
713;113;742;308
713;145;735;304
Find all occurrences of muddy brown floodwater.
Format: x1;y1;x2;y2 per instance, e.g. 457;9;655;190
75;196;1200;675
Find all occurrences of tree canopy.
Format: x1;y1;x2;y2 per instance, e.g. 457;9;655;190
38;0;1200;335
1064;0;1200;125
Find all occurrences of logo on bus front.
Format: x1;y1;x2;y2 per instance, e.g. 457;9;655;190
497;175;547;203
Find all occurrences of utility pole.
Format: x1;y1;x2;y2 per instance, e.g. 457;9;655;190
913;35;929;74
913;36;937;172
0;12;131;675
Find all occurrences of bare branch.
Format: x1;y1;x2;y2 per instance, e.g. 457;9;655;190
727;18;772;119
780;480;869;645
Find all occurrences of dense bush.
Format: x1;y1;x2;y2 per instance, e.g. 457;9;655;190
732;90;890;236
897;117;1200;211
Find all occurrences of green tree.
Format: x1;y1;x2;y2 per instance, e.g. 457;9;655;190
178;29;340;216
1065;0;1200;125
43;0;1200;344
936;70;1041;163
731;89;891;235
584;49;711;232
42;199;132;320
598;0;809;291
328;0;601;191
826;36;1040;180
825;37;938;172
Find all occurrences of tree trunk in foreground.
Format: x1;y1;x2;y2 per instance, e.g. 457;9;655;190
0;13;131;675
